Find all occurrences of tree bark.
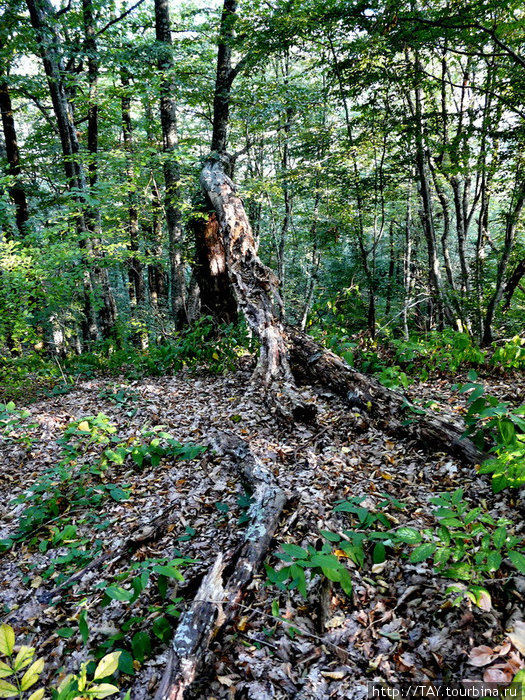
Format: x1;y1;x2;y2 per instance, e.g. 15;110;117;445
502;258;525;312
121;67;145;316
192;206;238;324
27;0;118;345
200;155;315;420
287;327;484;465
154;0;187;328
154;431;288;700
482;180;525;345
0;73;29;236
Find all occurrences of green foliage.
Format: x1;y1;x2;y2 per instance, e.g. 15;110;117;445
266;490;524;611
0;402;35;447
0;318;256;404
4;416;205;560
492;336;525;370
265;541;353;599
460;373;525;491
0;625;124;699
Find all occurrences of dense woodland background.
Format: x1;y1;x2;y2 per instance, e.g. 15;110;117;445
1;2;525;698
1;0;524;369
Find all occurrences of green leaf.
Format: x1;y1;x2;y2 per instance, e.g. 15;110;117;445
508;551;525;573
0;662;12;679
0;627;15;657
79;610;89;645
105;586;133;602
93;651;121;681
373;543;386;564
109;487;129;502
486;551;502;572
117;650;135;676
338;567;353;596
281;543;308;559
152;617;171;643
131;631;150;662
409;543;436;563
152;565;184;581
319;530;341;542
395;527;422;544
309;553;340;569
12;646;34;672
0;679;18;697
20;658;44;691
56;628;75;639
88;683;120;698
28;689;45;700
493;526;507;549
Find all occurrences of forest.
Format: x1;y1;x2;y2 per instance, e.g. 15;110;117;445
0;0;524;698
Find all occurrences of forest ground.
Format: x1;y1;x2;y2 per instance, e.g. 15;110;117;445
1;363;524;699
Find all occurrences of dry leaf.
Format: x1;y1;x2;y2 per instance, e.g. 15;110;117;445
468;646;497;667
508;621;525;656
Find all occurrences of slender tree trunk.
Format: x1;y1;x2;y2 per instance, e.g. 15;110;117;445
27;0;118;345
0;73;28;236
154;0;187;328
121;67;145;313
482;180;525;345
144;99;168;308
82;0;118;342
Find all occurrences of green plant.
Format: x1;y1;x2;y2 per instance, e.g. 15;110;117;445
265;541;353;598
0;402;36;447
0;624;127;699
460;373;525;491
492;336;525;370
394;488;525;607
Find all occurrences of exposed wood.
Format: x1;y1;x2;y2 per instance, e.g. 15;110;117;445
154;431;288;700
287;327;485;465
200;156;316;421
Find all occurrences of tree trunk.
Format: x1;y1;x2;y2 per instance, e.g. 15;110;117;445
482;181;525;345
154;0;187;328
502;258;525;311
0;73;29;236
28;0;118;345
121;67;145;315
154;431;287;700
192;206;238;324
200;155;314;420
287;328;484;465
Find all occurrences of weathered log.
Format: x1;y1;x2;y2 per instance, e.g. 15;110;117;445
154;432;288;700
200;155;316;422
287;327;485;465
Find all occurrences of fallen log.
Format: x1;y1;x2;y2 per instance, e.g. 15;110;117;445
154;431;288;700
287;327;485;465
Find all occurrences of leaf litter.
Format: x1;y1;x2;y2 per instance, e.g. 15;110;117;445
0;365;524;698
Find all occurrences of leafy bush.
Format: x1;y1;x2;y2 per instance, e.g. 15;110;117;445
460;373;525;491
491;336;525;370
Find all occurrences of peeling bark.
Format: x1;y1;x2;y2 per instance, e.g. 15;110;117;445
200;156;315;421
154;431;288;700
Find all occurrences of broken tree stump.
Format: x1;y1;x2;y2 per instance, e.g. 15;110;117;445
153;431;288;700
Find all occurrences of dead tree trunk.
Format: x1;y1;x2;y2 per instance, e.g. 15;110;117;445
200;155;314;420
287;327;484;465
154;432;288;700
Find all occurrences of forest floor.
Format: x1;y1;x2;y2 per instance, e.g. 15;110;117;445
1;362;524;699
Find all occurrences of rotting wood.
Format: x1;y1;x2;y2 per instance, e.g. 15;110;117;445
200;155;316;423
287;327;485;465
153;431;288;700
